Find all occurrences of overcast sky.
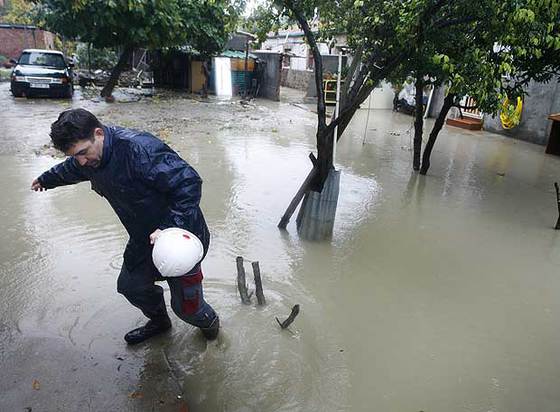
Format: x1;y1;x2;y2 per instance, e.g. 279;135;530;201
244;0;261;16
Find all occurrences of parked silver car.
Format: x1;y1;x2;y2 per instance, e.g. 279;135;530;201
10;49;74;98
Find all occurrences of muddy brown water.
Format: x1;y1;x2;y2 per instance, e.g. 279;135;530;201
1;83;560;411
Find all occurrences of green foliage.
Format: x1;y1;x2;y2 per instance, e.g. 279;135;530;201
241;4;284;44
249;0;560;119
1;0;35;24
75;43;118;71
38;0;243;56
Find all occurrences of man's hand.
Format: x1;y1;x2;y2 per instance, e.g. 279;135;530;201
31;178;47;192
149;229;162;245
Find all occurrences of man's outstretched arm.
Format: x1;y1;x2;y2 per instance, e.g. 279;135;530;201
32;157;88;191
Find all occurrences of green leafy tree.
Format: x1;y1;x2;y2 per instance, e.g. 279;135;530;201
263;0;498;227
1;0;35;24
39;0;243;98
418;0;560;174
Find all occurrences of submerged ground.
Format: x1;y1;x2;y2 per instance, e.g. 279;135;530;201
1;83;560;412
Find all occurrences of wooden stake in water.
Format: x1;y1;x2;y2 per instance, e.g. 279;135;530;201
252;261;266;305
555;182;560;230
236;256;252;304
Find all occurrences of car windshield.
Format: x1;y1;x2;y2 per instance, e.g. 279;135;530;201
18;52;66;68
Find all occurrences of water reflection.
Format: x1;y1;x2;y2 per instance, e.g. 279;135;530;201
2;83;560;411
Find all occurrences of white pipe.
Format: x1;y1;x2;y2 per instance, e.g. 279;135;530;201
333;51;342;166
362;91;372;145
424;85;434;119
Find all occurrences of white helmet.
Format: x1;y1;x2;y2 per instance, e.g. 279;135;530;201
152;228;204;277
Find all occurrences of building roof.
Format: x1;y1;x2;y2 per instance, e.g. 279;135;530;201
220;50;258;59
235;30;257;40
0;23;38;30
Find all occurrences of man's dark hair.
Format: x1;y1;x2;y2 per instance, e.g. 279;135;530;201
50;109;102;152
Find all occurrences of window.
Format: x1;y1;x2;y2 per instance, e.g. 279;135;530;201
19;52;66;69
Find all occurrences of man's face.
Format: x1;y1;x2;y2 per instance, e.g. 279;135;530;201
66;127;105;168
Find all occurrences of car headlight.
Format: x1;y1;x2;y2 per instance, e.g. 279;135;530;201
51;78;63;84
13;76;26;82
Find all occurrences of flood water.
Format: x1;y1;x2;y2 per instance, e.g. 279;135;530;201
1;83;560;412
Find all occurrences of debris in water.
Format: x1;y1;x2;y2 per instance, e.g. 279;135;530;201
276;304;300;329
128;391;143;399
496;172;505;176
32;379;40;390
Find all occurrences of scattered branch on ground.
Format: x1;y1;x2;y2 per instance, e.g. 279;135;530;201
276;304;300;329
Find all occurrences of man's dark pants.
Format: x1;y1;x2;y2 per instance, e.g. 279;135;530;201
117;261;217;329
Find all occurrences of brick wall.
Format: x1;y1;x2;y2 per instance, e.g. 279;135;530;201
0;26;56;59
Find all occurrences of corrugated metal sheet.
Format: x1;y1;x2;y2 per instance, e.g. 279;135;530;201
296;169;340;240
231;70;254;95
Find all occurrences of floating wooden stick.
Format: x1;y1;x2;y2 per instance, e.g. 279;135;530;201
276;304;300;329
555;182;560;230
252;261;266;305
236;256;252;304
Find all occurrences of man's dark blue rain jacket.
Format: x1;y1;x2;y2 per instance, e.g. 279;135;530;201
38;125;210;271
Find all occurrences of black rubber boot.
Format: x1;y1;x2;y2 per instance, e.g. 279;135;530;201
124;318;172;345
200;316;220;340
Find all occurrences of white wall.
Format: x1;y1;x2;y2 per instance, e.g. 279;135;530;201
361;80;395;110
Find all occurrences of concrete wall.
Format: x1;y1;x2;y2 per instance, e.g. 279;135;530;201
483;78;560;145
0;26;56;59
427;85;446;117
281;68;312;90
253;51;282;101
362;80;395;110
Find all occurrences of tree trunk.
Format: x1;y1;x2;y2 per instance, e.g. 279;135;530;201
101;46;133;98
413;77;424;170
420;93;456;175
87;43;92;74
285;0;330;190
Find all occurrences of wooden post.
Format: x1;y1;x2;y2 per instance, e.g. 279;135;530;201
236;256;251;304
276;304;300;329
554;182;560;230
278;153;318;229
252;261;266;305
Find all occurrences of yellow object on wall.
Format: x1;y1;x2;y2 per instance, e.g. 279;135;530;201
230;58;255;71
500;96;523;129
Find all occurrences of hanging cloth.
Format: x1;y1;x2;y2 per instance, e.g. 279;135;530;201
500;96;523;129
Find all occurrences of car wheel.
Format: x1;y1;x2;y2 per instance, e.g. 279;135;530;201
65;85;74;99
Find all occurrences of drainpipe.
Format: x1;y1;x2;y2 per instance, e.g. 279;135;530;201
244;38;249;98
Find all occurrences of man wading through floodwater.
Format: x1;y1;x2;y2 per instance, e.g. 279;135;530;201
31;109;220;344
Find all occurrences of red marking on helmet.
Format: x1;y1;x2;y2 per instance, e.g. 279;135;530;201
183;234;190;240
